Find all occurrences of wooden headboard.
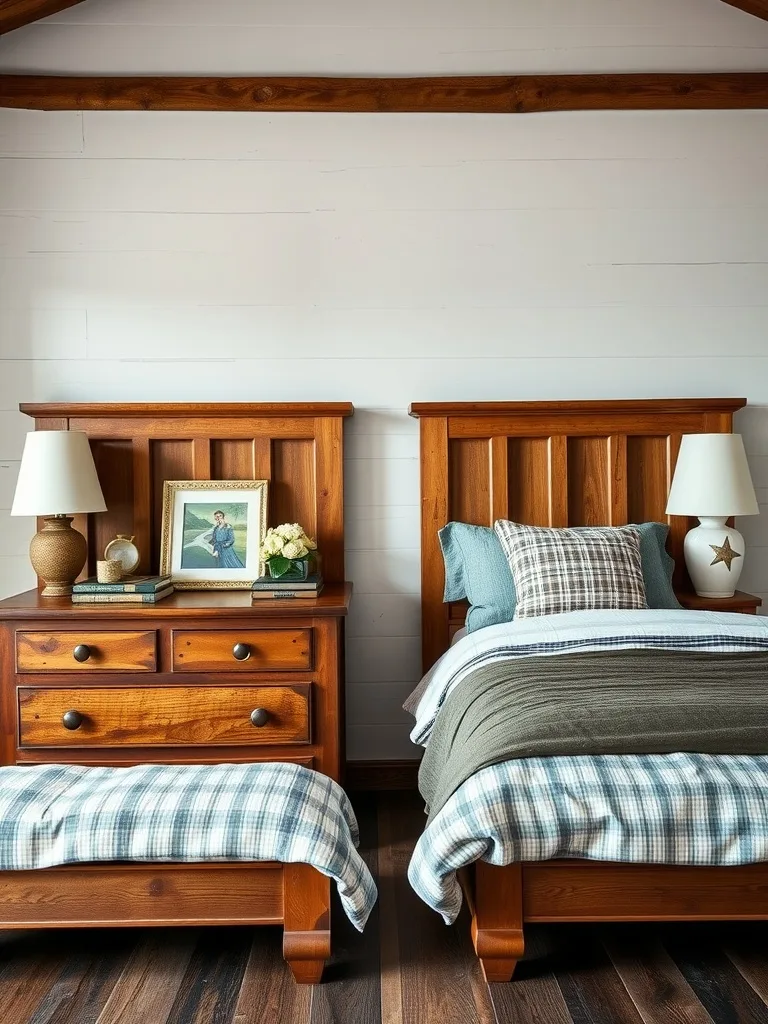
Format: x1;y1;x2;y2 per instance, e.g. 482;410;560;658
409;398;746;673
19;402;353;584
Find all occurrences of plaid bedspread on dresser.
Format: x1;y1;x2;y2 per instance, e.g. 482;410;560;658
0;761;377;931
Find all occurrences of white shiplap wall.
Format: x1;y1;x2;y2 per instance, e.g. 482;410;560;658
1;0;768;760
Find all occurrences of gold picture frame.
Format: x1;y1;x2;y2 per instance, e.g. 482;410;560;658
160;480;268;590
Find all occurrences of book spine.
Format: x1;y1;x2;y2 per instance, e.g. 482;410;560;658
251;590;322;600
252;576;322;590
72;588;174;604
251;585;321;592
251;579;321;590
73;581;170;594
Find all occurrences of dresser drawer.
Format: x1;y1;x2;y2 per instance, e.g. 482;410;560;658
172;629;311;673
18;684;311;748
16;631;156;673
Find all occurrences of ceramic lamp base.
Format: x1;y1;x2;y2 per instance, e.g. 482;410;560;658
684;516;745;599
29;516;88;597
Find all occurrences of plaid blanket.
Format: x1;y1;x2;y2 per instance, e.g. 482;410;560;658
0;762;377;931
408;752;768;923
406;611;768;923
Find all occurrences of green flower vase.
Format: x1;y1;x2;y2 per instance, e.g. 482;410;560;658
267;557;310;581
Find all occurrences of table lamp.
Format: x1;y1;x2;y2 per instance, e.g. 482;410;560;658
11;431;107;597
665;433;759;598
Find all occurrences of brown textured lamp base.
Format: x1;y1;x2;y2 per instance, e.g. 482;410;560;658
29;516;88;597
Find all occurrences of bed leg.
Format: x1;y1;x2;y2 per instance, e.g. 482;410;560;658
282;862;331;984
479;957;521;983
471;861;525;984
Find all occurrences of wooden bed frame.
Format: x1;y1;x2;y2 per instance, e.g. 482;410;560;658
409;397;768;983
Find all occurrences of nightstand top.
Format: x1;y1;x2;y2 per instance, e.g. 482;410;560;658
676;590;762;613
0;582;353;620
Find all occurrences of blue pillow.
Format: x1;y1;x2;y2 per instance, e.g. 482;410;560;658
439;520;680;633
439;522;516;633
635;521;681;610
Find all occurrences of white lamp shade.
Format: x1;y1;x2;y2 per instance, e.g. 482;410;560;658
11;431;107;517
665;433;758;517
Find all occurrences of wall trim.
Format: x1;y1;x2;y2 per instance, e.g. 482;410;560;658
346;760;420;791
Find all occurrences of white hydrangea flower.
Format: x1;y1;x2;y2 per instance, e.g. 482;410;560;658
260;530;285;559
262;523;317;563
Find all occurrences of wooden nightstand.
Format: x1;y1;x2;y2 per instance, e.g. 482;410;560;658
676;591;762;615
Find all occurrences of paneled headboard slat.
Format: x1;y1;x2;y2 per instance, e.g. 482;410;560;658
409;399;746;673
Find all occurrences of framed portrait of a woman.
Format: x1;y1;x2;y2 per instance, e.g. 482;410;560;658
160;480;268;589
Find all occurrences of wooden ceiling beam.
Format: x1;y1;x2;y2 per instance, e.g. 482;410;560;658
1;72;768;113
718;0;768;21
0;1;86;35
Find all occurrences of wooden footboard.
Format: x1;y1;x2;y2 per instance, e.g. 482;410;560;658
0;860;331;983
469;859;768;983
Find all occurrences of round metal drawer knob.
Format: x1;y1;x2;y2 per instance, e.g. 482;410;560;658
232;642;251;662
250;708;270;728
62;710;84;731
72;644;91;663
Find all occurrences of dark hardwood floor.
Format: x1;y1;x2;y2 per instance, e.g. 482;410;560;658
2;791;768;1023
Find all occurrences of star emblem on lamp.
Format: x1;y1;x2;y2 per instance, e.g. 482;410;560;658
709;536;741;571
665;432;758;598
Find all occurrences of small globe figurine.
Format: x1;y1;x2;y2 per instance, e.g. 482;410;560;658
104;534;140;575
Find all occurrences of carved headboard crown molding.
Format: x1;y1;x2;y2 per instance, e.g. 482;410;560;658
409;398;746;418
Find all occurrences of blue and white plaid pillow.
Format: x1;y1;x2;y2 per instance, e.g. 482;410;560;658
494;520;647;618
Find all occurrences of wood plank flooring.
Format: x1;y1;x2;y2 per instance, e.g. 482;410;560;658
2;792;768;1024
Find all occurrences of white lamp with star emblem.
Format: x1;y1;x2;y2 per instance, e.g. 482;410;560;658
665;433;759;598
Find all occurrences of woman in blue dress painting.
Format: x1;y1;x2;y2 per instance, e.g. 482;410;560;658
205;510;244;569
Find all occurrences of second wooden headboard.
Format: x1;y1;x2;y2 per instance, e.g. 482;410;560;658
409;398;746;673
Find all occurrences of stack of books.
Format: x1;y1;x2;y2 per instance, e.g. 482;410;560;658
71;574;174;604
252;573;324;601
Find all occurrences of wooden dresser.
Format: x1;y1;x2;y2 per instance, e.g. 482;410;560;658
0;586;350;779
0;402;353;983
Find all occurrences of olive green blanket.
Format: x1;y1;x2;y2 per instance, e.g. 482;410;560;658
418;650;768;823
